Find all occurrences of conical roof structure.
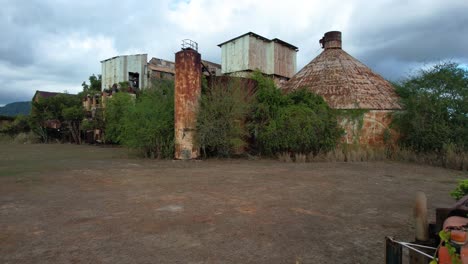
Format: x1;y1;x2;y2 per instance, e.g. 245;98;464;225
283;31;401;110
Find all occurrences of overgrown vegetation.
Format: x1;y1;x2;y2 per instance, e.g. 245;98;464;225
118;80;174;158
388;62;468;170
195;72;342;158
81;74;102;93
196;78;252;157
392;62;468;153
450;179;468;200
336;109;369;143
30;94;83;143
0;115;30;136
104;92;134;143
250;72;342;156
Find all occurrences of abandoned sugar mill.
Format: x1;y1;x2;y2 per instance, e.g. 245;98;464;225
95;31;400;159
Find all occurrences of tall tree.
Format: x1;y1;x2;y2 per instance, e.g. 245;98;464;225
392;62;468;152
82;74;102;93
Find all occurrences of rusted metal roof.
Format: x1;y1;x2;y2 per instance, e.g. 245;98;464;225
282;48;401;110
147;64;175;74
218;32;298;51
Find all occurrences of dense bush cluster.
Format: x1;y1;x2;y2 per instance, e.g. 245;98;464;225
250;74;342;155
105;80;174;158
196;72;342;157
392;62;468;153
196;79;252;157
29;94;84;143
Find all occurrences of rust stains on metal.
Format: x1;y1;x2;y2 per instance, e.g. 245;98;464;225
174;48;202;160
319;31;342;49
283;31;402;145
283;31;401;110
339;110;395;145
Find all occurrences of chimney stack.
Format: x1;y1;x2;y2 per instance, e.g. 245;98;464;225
319;31;342;49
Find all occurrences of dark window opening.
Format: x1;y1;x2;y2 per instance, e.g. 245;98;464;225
128;72;140;89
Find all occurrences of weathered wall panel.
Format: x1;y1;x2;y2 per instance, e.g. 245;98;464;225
221;35;249;74
248;37;270;74
220;33;297;79
174;49;202;160
273;42;296;78
101;54;148;90
340;110;395;145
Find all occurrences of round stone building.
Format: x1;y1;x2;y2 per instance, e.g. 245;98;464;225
282;31;401;145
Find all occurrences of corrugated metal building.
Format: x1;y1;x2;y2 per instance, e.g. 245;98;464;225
218;32;298;85
101;54;148;91
282;31;401;145
102;54;221;90
148;58;176;80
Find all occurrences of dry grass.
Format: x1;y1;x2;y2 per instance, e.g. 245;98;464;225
277;152;292;163
294;153;306;163
13;132;41;144
287;144;468;171
0;133;13;143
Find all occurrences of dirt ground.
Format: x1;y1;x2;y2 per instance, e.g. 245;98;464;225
0;144;466;263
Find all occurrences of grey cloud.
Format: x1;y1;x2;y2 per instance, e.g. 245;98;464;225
1;0;467;104
344;2;468;80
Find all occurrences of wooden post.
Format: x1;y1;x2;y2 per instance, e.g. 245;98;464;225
414;191;429;241
410;191;430;264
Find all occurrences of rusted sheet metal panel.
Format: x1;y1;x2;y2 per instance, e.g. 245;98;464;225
248;36;270;74
283;35;401;110
220;33;297;79
174;49;202;160
339;110;396;145
274;42;296;78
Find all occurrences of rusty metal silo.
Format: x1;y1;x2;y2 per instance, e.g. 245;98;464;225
174;40;201;160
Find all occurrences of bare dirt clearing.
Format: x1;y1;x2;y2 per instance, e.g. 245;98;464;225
0;144;466;263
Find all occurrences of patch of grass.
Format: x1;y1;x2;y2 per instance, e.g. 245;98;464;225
294;153;306;163
277;152;292;163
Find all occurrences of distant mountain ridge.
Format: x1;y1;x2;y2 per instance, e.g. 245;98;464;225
0;101;31;116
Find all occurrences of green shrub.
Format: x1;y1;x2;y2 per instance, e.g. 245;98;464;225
450;179;468;200
250;72;342;156
392;62;468;153
196;78;252;157
119;81;174;158
104;92;134;143
0;115;30;136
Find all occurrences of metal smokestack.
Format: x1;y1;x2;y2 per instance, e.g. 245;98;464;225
319;31;342;49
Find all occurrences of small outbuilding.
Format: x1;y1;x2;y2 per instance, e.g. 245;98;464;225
282;31;401;145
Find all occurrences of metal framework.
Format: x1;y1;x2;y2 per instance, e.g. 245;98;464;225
181;39;198;51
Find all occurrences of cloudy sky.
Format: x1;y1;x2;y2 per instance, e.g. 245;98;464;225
1;0;467;105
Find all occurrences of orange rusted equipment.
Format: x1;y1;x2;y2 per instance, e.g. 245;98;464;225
174;40;202;160
386;195;468;264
